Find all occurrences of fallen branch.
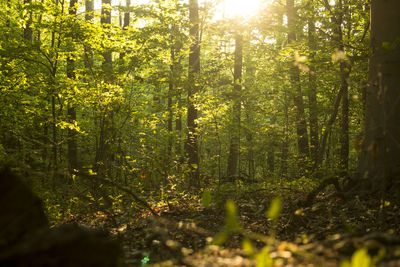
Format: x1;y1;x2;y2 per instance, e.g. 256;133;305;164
72;171;158;216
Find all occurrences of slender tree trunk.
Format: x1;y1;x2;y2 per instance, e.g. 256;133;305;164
227;33;243;178
101;0;113;78
281;90;289;177
23;0;33;41
175;93;182;156
84;0;94;70
35;0;44;42
247;131;255;181
119;0;130;59
185;0;200;188
95;0;113;176
67;0;78;172
307;1;319;164
335;0;350;172
339;61;349;172
267;116;276;175
287;0;309;158
317;85;344;167
243;64;256;182
50;0;62;187
167;47;175;160
51;94;57;181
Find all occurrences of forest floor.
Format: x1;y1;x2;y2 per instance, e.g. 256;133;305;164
71;185;400;266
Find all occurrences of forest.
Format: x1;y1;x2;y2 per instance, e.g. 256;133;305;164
1;0;400;266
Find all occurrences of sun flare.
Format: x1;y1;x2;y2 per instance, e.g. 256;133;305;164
221;0;262;18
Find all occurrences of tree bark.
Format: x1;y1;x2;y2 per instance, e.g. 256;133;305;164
227;33;243;178
67;0;78;171
287;0;309;158
119;0;130;59
95;0;114;176
167;46;175;165
23;0;33;42
101;0;113;78
185;0;200;188
316;85;344;167
354;0;400;194
335;0;350;172
84;0;94;70
339;60;349;172
307;1;319;164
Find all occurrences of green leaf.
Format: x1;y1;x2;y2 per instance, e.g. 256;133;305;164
212;230;228;245
339;260;351;267
351;248;371;267
201;190;212;209
225;200;240;231
226;199;237;217
266;197;281;221
242;238;254;255
255;246;273;267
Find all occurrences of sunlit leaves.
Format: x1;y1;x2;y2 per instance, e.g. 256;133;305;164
331;50;348;63
225;199;240;230
242;238;254;255
340;248;372;267
266;197;281;221
254;246;273;267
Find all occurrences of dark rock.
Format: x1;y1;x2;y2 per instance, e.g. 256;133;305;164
0;166;121;266
0;166;48;250
0;224;121;267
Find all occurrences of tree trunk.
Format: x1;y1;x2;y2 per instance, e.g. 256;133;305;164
281;90;289;177
335;0;350;173
84;0;94;70
287;0;309;158
167;47;175;166
243;63;256;182
339;61;349;172
316;85;344;167
95;0;113;176
354;0;400;195
307;1;319;164
226;33;243;178
119;0;130;60
185;0;200;189
101;0;113;78
67;0;78;172
23;0;33;42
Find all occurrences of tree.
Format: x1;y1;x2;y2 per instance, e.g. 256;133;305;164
95;0;114;176
287;0;309;160
185;0;201;188
353;0;400;195
119;0;130;60
306;0;319;164
23;0;33;41
67;0;78;172
226;31;243;178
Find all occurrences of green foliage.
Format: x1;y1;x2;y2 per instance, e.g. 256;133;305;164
339;247;386;267
254;247;273;267
266;197;281;221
